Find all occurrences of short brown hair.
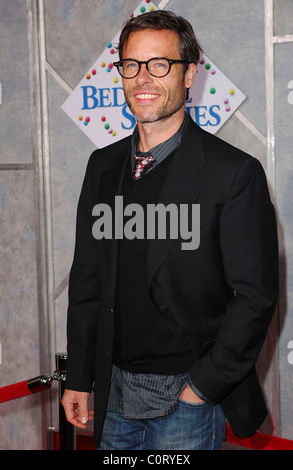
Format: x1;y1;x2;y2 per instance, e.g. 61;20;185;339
117;10;202;66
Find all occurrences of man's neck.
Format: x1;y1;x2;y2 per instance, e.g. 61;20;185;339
137;109;185;152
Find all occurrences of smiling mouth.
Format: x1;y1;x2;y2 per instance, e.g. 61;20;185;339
134;93;160;100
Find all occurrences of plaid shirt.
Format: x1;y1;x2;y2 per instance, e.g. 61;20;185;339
130;112;188;174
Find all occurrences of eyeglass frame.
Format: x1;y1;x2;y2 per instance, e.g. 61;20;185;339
113;57;191;79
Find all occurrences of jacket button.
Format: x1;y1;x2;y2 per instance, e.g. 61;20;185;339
106;351;111;358
110;308;114;314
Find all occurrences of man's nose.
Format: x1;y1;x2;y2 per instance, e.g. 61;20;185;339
135;64;154;84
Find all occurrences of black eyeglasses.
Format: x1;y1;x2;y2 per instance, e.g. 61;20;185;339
113;57;191;79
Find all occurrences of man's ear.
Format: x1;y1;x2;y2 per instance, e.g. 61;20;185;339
185;63;197;89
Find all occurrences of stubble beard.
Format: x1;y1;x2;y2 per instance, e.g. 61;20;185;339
125;86;187;124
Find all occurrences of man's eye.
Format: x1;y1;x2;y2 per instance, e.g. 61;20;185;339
125;62;137;68
151;60;168;70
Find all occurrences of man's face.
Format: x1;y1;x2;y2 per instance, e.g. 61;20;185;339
122;29;196;124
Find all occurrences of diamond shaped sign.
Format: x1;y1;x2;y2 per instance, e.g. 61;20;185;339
62;0;246;148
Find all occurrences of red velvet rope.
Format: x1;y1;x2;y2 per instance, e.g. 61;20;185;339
0;380;31;403
1;380;293;450
226;424;293;450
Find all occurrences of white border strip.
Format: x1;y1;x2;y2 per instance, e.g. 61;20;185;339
264;0;280;438
234;110;267;146
38;0;57;369
45;61;73;95
273;34;293;44
158;0;171;10
264;0;276;197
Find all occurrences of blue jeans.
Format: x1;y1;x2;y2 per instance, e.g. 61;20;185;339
99;400;226;450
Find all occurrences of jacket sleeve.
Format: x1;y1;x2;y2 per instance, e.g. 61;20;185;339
65;153;101;392
188;157;279;403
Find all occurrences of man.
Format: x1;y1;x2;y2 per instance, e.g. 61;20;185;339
62;11;279;450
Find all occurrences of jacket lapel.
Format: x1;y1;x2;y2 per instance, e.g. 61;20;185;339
99;138;131;301
147;120;207;285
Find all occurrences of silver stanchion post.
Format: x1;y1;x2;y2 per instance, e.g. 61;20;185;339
54;352;76;450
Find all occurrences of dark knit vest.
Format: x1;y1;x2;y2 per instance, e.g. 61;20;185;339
113;151;194;374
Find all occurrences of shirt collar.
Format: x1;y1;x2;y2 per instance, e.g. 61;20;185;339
131;113;189;169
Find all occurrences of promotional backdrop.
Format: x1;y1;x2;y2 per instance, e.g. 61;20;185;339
0;0;292;450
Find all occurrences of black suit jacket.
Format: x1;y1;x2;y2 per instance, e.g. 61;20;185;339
65;116;279;447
